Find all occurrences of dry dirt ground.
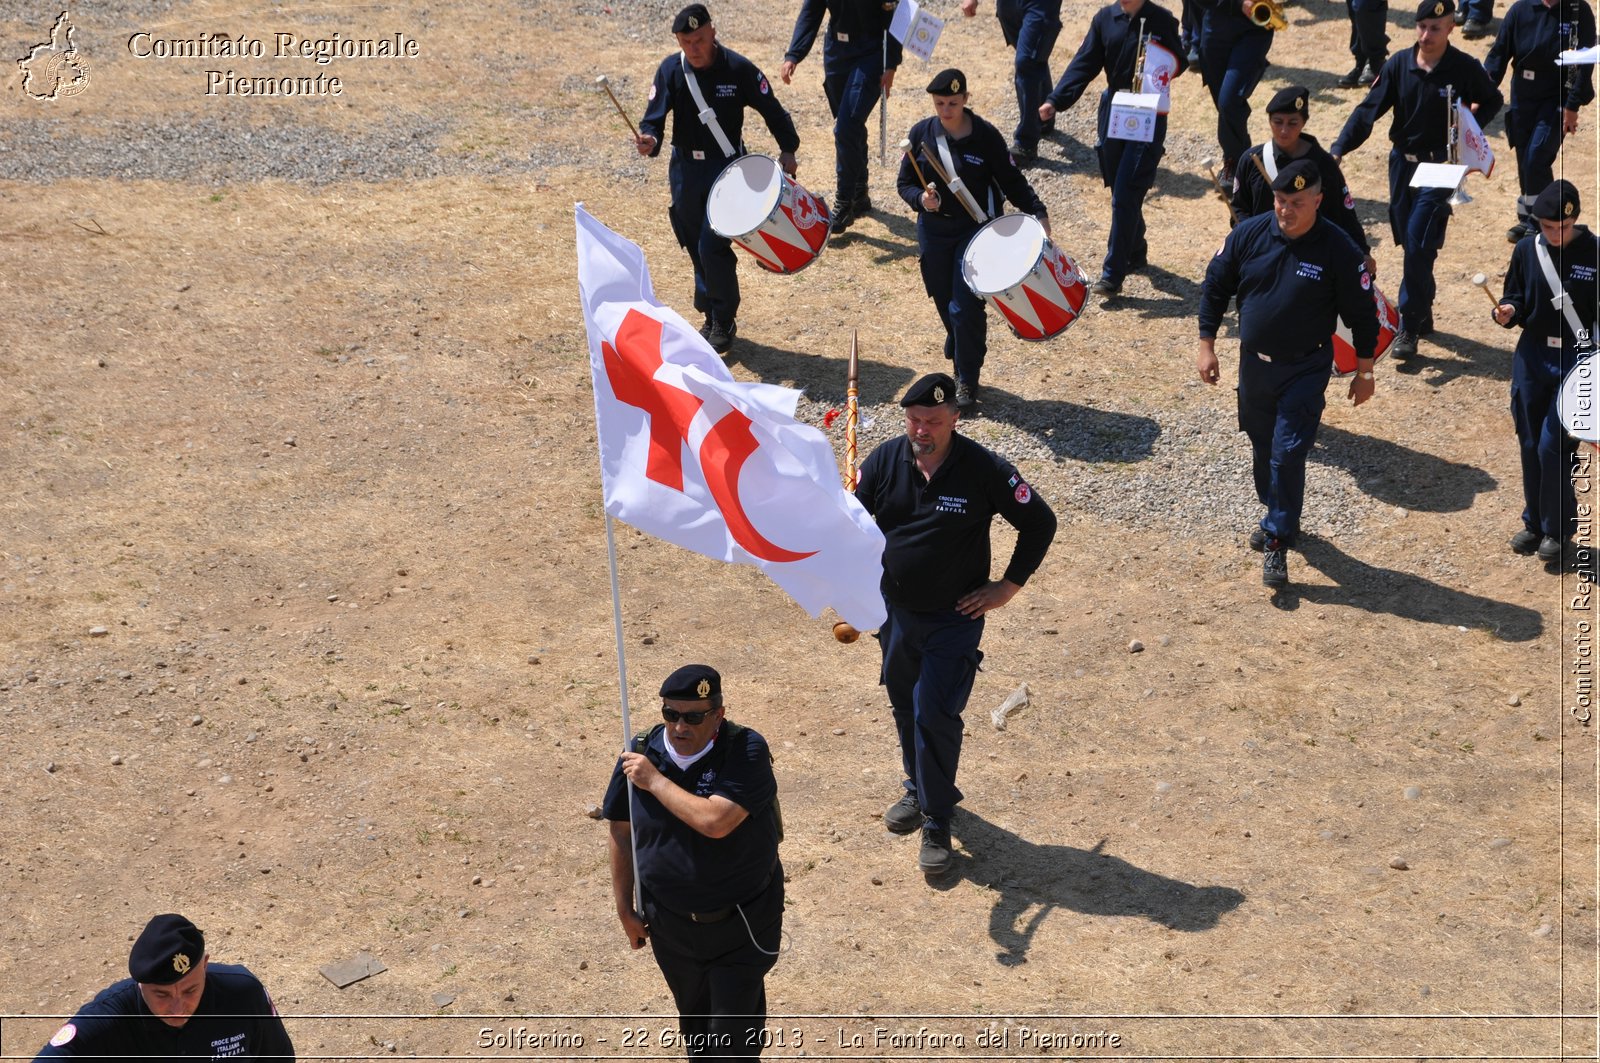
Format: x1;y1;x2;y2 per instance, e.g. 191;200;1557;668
2;1;1598;1060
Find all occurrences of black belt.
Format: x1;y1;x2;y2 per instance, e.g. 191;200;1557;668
661;868;776;924
1399;150;1446;164
1251;345;1323;365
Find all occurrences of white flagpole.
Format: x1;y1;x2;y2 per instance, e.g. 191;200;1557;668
605;510;643;915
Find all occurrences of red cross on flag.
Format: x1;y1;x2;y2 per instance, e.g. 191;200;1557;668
575;205;887;632
1456;99;1494;177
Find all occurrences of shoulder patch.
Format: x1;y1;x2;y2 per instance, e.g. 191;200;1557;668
50;1024;77;1047
1360;269;1372;290
758;75;770;94
648;83;657;101
1015;482;1032;504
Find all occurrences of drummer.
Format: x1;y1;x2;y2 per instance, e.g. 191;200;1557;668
636;4;802;356
1492;179;1599;569
899;69;1051;409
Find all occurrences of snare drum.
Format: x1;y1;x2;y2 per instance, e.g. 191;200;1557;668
1331;285;1400;376
1558;353;1600;442
706;154;831;274
960;214;1088;341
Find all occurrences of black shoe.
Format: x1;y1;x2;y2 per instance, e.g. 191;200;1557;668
1010;142;1038;165
955;380;977;409
1537;536;1566;564
705;318;736;355
884;792;923;834
830;200;857;233
1249;527;1268;552
1453;7;1466;22
1392;330;1417;360
1091;276;1121;298
1462;18;1491;37
1510;528;1542;555
1507;221;1532;243
1336;62;1366;89
697;314;714;341
918;823;953;875
1218;159;1236;187
852;192;873;215
1263;538;1288;587
1360;65;1380;86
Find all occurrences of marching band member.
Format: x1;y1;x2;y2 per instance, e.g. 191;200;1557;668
958;0;1064;164
1485;0;1597;242
1493;180;1598;568
1332;0;1502;361
1232;86;1376;276
1197;160;1378;589
1338;0;1390;87
636;4;802;356
1192;0;1273;185
779;0;903;232
1039;0;1187;298
898;69;1049;409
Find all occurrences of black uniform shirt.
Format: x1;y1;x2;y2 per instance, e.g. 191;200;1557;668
639;45;801;160
1232;134;1371;252
784;0;904;66
896;111;1047;221
1486;0;1597;109
1199;212;1379;361
854;433;1057;613
1046;0;1187;115
36;966;294;1063
602;721;779;913
1333;44;1504;160
1498;226;1600;371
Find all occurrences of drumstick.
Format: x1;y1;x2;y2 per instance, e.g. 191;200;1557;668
595;75;640;140
1471;272;1501;307
918;145;985;223
1202;156;1241;226
899;138;931;189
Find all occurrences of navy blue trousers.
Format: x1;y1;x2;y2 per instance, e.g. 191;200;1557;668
917;214;988;387
1388;152;1454;334
1095;99;1164;282
1345;0;1389;69
1461;0;1494;21
998;0;1062;151
1507;98;1566;206
877;604;985;826
1511;352;1581;540
644;872;783;1063
1200;28;1271;163
1237;350;1333;547
668;151;741;324
822;42;886;204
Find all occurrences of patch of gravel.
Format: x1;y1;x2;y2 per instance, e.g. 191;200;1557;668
796;388;1392;545
0;115;552;184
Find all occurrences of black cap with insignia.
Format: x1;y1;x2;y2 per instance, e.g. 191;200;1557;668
1415;0;1454;21
925;68;966;95
129;914;205;985
672;3;712;32
1271;158;1322;194
660;663;721;702
900;372;958;407
1265;86;1309;116
1532;179;1580;221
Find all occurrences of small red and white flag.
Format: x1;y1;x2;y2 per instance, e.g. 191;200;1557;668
575;205;887;632
1141;40;1179;115
1456;100;1495;177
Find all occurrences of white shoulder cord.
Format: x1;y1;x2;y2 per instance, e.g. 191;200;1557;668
1534;237;1595;346
934;132;988;221
681;53;737;158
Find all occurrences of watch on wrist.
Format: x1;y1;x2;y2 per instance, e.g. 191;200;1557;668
1357;371;1375;380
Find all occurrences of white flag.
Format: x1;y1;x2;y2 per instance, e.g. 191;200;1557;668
1141;39;1179;115
575;205;888;632
891;0;945;63
1457;100;1495;177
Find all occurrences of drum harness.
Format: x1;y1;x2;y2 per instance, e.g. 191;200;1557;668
680;53;737;159
1534;238;1597;351
932;132;989;222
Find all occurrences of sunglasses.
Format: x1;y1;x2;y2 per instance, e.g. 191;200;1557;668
661;706;716;725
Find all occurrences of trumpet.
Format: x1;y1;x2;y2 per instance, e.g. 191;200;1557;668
1446;85;1472;205
1249;0;1288;30
1132;18;1148;93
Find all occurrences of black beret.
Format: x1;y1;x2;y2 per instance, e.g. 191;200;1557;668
129;914;204;985
1271;158;1322;194
1265;86;1309;116
926;68;966;95
660;663;720;701
1532;179;1580;221
900;372;958;407
1416;0;1455;21
672;4;712;32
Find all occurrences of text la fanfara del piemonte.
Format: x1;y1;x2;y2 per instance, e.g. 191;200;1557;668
127;30;420;97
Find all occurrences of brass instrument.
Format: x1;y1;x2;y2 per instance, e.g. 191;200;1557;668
1446;85;1472;205
1248;0;1288;31
1132;19;1148;93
